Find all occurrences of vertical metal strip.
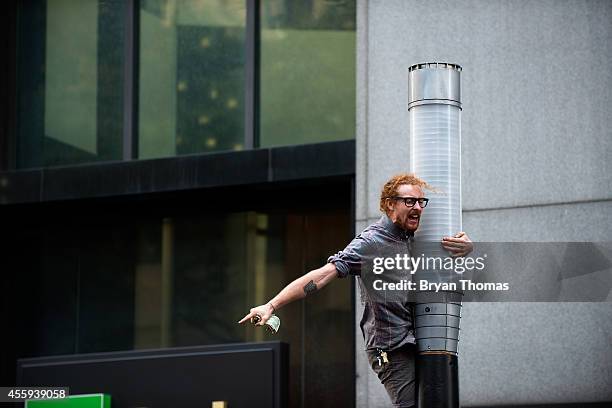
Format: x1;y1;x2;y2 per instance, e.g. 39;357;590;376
161;217;174;347
245;0;260;149
123;0;139;160
1;1;18;170
300;214;306;408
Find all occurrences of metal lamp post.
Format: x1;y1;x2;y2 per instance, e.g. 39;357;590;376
408;62;463;408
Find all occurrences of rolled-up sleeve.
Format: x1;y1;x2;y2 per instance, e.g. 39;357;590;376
327;233;372;278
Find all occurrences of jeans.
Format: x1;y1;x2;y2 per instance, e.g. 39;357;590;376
366;344;417;408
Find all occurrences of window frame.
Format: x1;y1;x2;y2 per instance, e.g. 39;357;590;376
123;0;260;159
3;0;260;170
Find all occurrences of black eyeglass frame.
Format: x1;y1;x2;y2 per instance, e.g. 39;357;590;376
390;196;429;208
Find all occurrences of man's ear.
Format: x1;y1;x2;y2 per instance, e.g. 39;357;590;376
385;198;394;212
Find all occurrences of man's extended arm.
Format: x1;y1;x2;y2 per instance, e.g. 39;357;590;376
238;262;338;326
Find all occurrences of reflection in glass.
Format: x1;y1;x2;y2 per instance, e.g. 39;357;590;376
139;0;246;159
260;0;356;147
16;0;124;168
20;205;352;406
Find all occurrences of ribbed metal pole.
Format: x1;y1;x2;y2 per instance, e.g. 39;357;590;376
408;62;463;408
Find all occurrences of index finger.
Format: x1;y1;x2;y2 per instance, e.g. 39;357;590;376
238;311;256;324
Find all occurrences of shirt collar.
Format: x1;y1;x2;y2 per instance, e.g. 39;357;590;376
380;214;414;241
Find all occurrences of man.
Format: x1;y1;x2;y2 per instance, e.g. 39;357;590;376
239;173;472;407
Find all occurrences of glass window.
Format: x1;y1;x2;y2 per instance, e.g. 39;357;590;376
139;0;246;159
16;0;125;169
259;0;356;147
13;0;356;167
11;201;353;406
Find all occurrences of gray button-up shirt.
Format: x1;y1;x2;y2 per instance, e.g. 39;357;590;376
327;215;416;352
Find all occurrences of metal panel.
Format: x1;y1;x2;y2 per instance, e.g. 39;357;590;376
18;342;289;408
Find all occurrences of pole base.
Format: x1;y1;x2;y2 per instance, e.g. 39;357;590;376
417;352;459;408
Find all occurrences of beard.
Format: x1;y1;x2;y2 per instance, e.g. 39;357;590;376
401;213;420;232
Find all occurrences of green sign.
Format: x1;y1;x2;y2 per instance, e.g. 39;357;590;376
26;394;110;408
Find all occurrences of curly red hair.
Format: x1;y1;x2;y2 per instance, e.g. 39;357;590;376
379;173;433;215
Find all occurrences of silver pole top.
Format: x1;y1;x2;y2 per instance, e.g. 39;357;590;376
408;62;462;109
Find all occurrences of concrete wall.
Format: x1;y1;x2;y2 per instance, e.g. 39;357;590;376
356;0;612;406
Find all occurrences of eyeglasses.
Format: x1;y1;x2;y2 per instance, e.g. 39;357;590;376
391;196;429;208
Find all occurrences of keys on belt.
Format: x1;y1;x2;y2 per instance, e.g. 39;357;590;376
375;348;389;366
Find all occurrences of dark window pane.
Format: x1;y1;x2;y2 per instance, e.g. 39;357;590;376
139;0;246;159
16;0;124;169
10;192;353;407
260;0;356;147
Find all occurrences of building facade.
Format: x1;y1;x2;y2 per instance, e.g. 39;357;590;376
1;1;356;407
1;0;611;407
355;0;612;406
